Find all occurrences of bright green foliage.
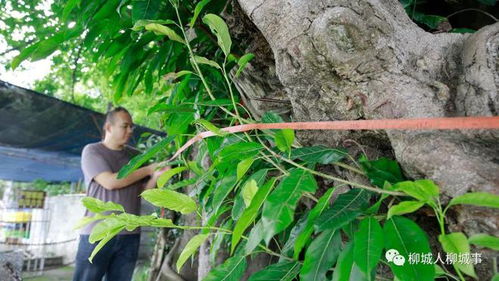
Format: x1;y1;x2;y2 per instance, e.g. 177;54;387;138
392;179;439;203
468;234;499;251
202;14;232;57
290;146;347;164
235;53;255;77
439;232;477;278
293;188;334;259
353;217;384;279
387;200;425;219
118;136;175;178
359;156;404;188
176;233;209;271
247;261;300;281
448;192;499;209
300;229;341;281
384;216;435;281
141;189;197;214
202;254;247;281
232;169;268;221
262;169;318;244
241;179;258;207
231;178;275;253
315;188;371;232
157;166;187;188
261;111;295;152
331;242;354;281
236;158;255;181
82;197;125;213
9;2;491;280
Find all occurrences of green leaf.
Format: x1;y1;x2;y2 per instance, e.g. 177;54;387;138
411;11;447;29
209;174;237;216
331;242;354;281
275;129;295;152
176;233;209;271
196;99;234;107
387;201;425;219
117;136;174;178
93;0;120;21
145;23;185;44
82;197;125;213
434;264;446;278
262;169;318;244
260;111;294;152
148;218;176;227
392;180;439;203
281;215;308;259
194;118;227;136
299;229;341;281
289;146;347;164
202;14;232;57
294;188;334;259
62;0;81;22
190;0;211;27
132;19;177;31
448;192;499;209
353;217;384;279
231;178;276;253
235;53;255;77
359;156;404;188
439;232;477;278
157;166;187;188
132;0;161;22
237;158;255;181
218;142;263;162
203;255;247;281
12;32;68;69
383;216;435;281
192;55;221;69
247;261;301;281
89;218;126;244
73;213;107;230
147;104;195;115
242;179;258;207
11;43;38;70
141;189;197;214
493;273;499;281
232;169;268;220
451;28;476;33
476;0;496;5
468;234;499;251
315;188;371;232
88;223;125;263
261;111;284;123
168;177;198;190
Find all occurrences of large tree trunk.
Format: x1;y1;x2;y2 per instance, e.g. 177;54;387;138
230;0;499;279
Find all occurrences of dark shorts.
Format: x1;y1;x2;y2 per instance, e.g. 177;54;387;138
72;234;140;281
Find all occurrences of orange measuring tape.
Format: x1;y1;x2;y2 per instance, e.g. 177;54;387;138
167;116;499;162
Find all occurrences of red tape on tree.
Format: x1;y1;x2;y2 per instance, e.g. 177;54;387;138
167;116;499;162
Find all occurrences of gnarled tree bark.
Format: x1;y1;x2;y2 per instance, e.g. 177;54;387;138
231;0;499;279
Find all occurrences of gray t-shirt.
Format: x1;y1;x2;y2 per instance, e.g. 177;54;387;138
80;142;144;235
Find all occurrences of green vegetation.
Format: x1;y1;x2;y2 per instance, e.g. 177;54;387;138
2;0;499;280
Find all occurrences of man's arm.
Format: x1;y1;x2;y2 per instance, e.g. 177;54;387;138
143;166;172;191
94;164;157;190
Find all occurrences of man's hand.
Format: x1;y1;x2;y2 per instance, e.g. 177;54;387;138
144;165;172;190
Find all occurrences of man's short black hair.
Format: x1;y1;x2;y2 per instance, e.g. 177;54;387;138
104;106;131;125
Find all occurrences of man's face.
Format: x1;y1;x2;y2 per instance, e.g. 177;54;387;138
106;111;134;145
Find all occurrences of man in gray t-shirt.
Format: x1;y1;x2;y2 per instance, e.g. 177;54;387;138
73;107;166;281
